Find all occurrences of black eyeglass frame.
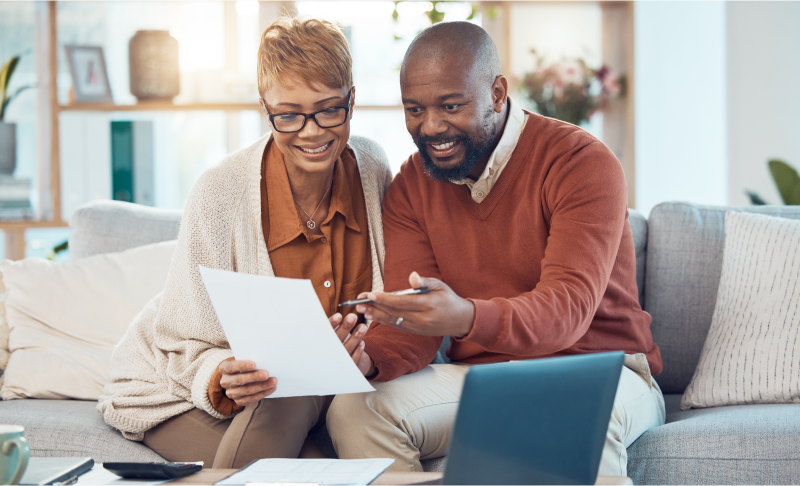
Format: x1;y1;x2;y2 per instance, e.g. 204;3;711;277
260;88;354;134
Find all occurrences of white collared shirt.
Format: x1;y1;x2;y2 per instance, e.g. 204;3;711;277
453;96;529;203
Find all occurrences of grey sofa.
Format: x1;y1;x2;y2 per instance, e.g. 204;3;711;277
1;199;799;484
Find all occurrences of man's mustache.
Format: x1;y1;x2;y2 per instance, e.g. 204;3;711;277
415;134;468;147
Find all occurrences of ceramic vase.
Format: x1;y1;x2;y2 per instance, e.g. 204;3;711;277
0;122;16;175
129;30;180;101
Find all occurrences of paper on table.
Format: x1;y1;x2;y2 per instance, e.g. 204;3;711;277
199;266;375;398
215;459;395;486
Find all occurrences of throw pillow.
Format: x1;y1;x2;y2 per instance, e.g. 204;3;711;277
0;240;176;400
681;211;800;409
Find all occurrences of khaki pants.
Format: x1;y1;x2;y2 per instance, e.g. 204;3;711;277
326;357;665;476
143;395;332;469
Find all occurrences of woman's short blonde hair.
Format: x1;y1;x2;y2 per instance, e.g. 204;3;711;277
257;16;353;95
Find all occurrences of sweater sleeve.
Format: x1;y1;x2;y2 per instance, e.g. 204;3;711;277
364;160;442;381
455;142;628;356
100;164;242;434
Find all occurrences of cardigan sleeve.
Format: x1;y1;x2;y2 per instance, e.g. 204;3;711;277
160;168;242;418
100;163;242;434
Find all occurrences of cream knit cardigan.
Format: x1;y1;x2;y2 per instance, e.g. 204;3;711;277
98;133;392;440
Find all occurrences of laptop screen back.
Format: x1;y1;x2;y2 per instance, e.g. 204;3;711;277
442;352;624;485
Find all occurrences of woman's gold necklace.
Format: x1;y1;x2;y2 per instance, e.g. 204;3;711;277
295;181;332;230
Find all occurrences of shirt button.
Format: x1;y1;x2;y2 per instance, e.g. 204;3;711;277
476;191;485;198
320;237;327;244
489;169;494;175
324;281;332;288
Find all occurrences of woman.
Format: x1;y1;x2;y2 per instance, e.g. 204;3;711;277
98;16;391;468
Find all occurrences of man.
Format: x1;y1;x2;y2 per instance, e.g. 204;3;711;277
325;21;665;476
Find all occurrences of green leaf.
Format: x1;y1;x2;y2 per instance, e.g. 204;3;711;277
768;159;800;205
1;56;21;121
746;190;769;205
1;56;20;97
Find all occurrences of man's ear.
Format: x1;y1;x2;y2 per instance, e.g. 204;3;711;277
491;75;509;113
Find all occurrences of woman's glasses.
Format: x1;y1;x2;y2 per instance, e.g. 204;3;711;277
261;89;353;134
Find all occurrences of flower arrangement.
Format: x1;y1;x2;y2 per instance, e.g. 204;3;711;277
519;50;624;126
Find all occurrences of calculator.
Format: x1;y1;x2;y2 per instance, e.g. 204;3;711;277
103;462;203;480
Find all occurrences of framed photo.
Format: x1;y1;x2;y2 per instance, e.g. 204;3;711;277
64;45;113;103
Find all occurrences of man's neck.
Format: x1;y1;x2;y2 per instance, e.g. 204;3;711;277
466;103;510;180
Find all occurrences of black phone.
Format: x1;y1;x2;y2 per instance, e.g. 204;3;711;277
103;462;203;480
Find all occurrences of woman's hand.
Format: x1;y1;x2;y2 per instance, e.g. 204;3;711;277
329;313;376;377
219;359;277;407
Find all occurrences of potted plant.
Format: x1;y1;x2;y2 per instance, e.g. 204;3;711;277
0;55;35;175
747;160;800;206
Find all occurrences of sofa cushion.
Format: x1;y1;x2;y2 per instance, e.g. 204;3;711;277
0;241;176;400
0;400;165;462
628;394;800;484
682;211;800;410
69;200;181;259
644;203;800;394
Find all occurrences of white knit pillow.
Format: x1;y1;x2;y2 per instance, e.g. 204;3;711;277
0;240;176;400
682;211;800;410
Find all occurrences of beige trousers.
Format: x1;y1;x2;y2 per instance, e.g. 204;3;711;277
143;395;331;469
326;359;665;476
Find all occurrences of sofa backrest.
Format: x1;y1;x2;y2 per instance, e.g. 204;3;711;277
628;209;648;310
69;200;182;259
644;202;800;394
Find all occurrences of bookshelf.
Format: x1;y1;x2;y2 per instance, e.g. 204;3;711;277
3;1;634;261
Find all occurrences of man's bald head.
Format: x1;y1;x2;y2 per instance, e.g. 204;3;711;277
399;21;509;183
401;21;501;87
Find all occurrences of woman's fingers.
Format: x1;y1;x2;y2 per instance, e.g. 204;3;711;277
232;385;278;407
219;359;256;374
220;369;270;389
329;313;343;330
351;339;365;363
225;377;277;400
343;324;367;354
335;313;359;342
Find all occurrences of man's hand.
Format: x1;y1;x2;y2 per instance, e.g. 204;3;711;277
219;359;277;407
329;313;376;377
356;271;476;338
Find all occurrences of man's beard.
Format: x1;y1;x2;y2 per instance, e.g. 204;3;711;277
415;113;497;183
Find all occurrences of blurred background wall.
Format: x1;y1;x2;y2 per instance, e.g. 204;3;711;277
1;1;799;259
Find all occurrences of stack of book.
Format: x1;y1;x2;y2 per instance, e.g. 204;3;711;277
0;175;33;220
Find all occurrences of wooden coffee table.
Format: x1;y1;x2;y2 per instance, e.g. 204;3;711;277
171;469;632;485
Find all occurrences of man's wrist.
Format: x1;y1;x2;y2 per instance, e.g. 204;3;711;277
454;298;477;338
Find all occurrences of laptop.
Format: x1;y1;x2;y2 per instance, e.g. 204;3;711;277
20;457;94;485
442;352;624;485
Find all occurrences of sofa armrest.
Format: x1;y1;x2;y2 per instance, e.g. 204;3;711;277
69;200;182;259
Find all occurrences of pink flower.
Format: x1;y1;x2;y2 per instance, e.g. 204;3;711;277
602;71;621;97
556;60;585;86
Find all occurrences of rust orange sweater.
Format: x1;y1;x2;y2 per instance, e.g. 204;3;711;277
364;113;662;381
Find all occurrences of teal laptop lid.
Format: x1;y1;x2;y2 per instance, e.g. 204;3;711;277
442;352;624;485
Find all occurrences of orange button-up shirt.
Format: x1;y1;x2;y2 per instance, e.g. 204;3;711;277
209;138;372;414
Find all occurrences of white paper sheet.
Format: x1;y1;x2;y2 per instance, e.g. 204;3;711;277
215;459;395;486
199;266;375;398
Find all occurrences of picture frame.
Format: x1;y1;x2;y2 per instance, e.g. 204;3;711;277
64;45;113;103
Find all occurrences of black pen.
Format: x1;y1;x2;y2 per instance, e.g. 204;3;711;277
338;286;430;307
